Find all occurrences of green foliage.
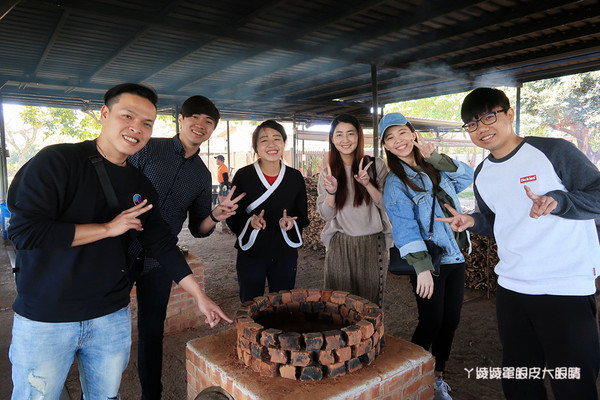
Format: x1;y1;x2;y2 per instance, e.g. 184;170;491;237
385;92;467;121
521;71;600;162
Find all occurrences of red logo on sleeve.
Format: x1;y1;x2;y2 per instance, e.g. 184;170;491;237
520;175;537;184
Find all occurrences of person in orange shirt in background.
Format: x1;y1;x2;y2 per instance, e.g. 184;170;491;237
215;154;231;204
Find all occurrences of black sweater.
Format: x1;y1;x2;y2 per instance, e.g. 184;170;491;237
226;162;309;258
7;141;191;322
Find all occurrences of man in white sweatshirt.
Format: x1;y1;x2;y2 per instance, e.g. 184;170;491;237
439;87;600;400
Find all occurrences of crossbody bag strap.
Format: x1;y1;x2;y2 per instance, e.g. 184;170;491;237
427;192;436;240
88;154;120;211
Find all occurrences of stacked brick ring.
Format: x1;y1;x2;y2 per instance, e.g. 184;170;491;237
235;289;385;381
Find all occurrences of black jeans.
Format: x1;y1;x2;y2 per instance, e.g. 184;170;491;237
409;262;465;372
236;249;298;302
497;285;600;400
135;266;173;400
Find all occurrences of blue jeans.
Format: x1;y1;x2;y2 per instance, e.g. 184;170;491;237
10;306;131;400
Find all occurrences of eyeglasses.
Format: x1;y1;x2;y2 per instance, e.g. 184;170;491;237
462;109;509;132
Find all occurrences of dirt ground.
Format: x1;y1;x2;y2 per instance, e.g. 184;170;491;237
2;225;598;399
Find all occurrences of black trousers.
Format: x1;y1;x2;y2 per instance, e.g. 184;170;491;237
409;262;465;372
134;266;173;400
497;285;600;400
236;249;298;302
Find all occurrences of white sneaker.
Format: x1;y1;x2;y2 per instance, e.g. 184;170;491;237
434;376;452;400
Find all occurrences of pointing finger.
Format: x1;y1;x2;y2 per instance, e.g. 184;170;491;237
524;185;538;200
443;203;460;216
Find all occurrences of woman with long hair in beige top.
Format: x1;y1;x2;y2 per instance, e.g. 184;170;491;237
317;114;392;306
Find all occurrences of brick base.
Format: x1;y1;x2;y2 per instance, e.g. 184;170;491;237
129;253;205;342
187;329;434;400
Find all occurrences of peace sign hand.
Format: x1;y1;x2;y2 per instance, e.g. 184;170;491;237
524;185;557;219
105;200;153;236
251;209;267;230
280;209;298;232
353;157;374;188
321;164;338;195
413;131;436;159
435;203;475;232
212;185;246;221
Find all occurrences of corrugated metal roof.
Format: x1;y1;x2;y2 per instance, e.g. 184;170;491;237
0;0;599;124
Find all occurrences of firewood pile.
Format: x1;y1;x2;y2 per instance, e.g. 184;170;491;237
302;174;500;293
464;234;499;293
302;175;326;253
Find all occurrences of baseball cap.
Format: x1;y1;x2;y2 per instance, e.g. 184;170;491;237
378;113;410;140
214;155;225;161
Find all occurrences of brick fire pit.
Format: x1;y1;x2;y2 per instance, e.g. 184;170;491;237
235;289;384;381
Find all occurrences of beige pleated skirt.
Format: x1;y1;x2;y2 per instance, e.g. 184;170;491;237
324;231;388;306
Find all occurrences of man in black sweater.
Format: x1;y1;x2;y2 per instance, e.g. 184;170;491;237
7;83;231;400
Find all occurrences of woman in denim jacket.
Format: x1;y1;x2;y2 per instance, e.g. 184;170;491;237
381;112;474;400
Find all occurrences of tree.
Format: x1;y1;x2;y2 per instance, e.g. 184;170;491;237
385;92;467;122
521;71;600;163
5;106;101;176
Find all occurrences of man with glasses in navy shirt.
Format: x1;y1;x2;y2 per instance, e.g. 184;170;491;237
128;95;244;400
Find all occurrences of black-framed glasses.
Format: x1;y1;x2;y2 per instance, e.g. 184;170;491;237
462;109;509;132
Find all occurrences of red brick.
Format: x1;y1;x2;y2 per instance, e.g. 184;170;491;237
267;292;282;305
268;347;288;364
340;304;351;318
421;356;435;375
290;350;312;367
323;330;345;350
317;350;336;365
345;357;363;373
306;289;322;302
250;343;269;361
418;385;434;400
279;364;298;380
242;322;264;343
363;308;383;329
325;302;340;314
299;301;312;312
303;332;324;351
311;302;325;312
299;365;323;381
359;348;377;365
286;302;300;311
330;290;349;305
290;288;307;303
341;325;362;346
260;328;282;347
254;296;269;310
241;350;253;367
279;290;292;304
352;338;372;358
279;332;302;351
356;320;375;339
321;289;333;302
334;346;351;362
364;301;379;312
344;294;362;311
325;361;347;378
402;376;424;398
251;358;278;377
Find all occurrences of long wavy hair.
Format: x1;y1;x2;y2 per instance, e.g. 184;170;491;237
383;122;440;192
328;114;374;209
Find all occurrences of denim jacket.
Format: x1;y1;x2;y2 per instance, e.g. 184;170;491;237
383;154;474;272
